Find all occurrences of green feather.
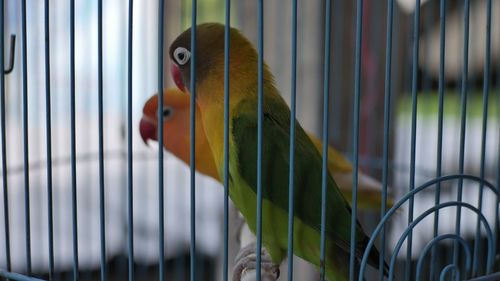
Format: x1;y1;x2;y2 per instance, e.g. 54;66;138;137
229;93;387;280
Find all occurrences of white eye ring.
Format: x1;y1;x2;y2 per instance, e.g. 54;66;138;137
162;106;174;120
173;47;191;66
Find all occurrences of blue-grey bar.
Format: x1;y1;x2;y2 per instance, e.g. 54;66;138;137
44;0;54;278
472;0;492;275
494;90;500;280
223;1;230;280
98;0;107;280
406;0;421;279
349;0;362;280
379;0;394;279
2;35;14;75
126;1;134;281
320;0;333;280
0;0;11;274
189;1;197;280
21;0;31;274
429;0;446;279
255;0;264;279
69;0;79;279
468;272;500;281
495;38;500;276
453;0;470;270
157;0;165;280
0;270;45;281
286;0;298;280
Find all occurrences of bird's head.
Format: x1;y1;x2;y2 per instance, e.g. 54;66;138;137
139;88;191;151
169;23;264;104
139;88;219;179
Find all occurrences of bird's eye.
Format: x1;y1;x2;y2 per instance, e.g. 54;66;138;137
162;106;174;120
173;47;191;66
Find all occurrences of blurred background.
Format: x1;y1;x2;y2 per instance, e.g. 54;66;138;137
0;0;499;280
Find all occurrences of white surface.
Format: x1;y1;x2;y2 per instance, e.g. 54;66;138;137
0;115;224;272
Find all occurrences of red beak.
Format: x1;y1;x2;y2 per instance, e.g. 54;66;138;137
139;118;158;145
171;63;186;92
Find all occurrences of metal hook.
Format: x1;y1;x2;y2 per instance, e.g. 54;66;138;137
4;34;15;74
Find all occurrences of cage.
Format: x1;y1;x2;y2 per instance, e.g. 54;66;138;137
0;0;499;280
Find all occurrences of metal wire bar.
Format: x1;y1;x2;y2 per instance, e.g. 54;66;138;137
3;34;14;75
441;264;461;281
421;0;434;95
416;234;471;281
331;0;344;145
359;174;499;279
349;0;362;279
454;0;470;272
286;0;298;279
223;0;230;280
21;0;31;274
69;0;79;279
126;0;134;280
0;0;11;274
467;272;500;281
472;0;492;276
494;39;500;275
0;270;45;281
189;0;197;280
255;0;264;279
157;0;165;280
44;0;54;278
406;0;421;279
379;0;394;279
388;202;492;280
319;0;333;281
494;83;500;280
429;0;446;279
97;0;108;280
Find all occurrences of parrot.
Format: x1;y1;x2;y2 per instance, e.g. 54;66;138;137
168;23;389;280
139;88;393;211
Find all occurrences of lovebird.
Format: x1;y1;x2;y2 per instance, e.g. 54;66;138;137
139;88;393;211
168;23;388;280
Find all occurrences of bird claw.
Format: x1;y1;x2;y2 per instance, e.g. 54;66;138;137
232;242;280;281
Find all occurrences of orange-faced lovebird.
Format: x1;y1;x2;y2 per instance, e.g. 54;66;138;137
168;23;389;281
139;88;393;211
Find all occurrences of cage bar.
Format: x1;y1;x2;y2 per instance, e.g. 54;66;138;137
69;0;80;279
286;0;298;280
453;1;471;272
126;0;135;279
0;0;11;274
349;0;362;280
472;0;492;276
379;0;394;279
189;0;197;280
43;0;54;279
21;0;31;274
407;0;421;279
98;0;107;280
319;0;333;280
157;0;165;280
429;0;447;279
255;0;264;280
222;0;230;280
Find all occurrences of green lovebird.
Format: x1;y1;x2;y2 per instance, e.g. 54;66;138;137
168;23;388;281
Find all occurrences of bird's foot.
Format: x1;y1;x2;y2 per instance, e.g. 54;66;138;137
232;242;280;281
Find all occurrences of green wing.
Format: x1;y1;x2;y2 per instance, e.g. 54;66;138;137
231;95;381;267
